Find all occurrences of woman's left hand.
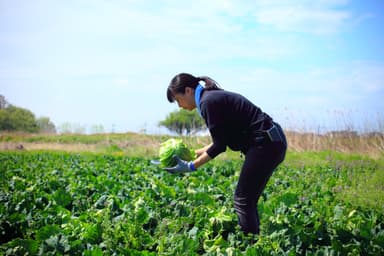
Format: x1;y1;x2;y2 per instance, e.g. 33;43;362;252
164;156;195;173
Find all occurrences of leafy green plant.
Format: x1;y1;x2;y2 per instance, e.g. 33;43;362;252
159;138;195;167
0;151;383;255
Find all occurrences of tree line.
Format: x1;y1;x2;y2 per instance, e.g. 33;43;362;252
0;94;206;135
0;95;56;133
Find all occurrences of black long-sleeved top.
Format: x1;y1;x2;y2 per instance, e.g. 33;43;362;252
200;89;272;159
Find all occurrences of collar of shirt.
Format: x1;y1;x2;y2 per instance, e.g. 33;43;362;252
194;84;204;116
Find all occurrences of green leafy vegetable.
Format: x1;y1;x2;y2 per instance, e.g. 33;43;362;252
0;151;383;255
159;139;195;167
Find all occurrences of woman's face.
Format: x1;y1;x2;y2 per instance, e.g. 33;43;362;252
173;87;196;111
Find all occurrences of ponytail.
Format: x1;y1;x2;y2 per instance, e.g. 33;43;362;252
167;73;222;103
196;76;222;91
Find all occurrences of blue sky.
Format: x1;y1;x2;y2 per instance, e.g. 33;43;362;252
1;0;383;134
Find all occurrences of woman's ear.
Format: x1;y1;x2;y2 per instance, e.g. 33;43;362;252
185;87;194;96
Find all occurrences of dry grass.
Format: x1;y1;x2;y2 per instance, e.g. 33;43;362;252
0;142;98;152
286;131;384;158
1;130;383;159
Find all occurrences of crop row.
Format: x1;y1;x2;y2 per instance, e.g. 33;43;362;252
0;151;383;255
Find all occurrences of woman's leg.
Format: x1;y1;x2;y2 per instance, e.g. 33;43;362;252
234;138;286;234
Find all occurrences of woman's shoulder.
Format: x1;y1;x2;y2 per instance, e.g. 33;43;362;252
202;89;235;98
201;89;225;105
202;89;244;102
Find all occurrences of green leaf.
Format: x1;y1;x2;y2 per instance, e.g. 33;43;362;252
44;234;70;254
82;223;103;244
36;225;61;241
53;189;72;208
159;138;195;167
2;239;38;255
84;247;104;256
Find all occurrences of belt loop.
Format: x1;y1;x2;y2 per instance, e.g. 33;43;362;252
266;124;283;142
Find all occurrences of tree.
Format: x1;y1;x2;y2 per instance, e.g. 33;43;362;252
159;109;206;135
0;95;57;133
0;95;8;109
90;124;105;134
57;122;86;134
0;105;39;132
36;117;56;134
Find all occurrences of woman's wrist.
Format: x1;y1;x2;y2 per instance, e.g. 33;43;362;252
188;161;196;171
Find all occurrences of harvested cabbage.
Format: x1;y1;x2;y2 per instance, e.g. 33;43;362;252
159;139;195;167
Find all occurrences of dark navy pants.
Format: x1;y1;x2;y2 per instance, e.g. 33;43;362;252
234;123;287;234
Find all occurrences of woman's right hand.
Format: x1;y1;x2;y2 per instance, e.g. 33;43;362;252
195;143;213;157
195;148;204;157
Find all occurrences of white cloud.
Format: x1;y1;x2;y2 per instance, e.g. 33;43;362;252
0;0;305;86
114;79;130;87
216;61;384;111
221;61;384;132
251;0;352;34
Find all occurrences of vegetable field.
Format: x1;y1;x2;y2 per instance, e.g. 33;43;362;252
1;151;383;255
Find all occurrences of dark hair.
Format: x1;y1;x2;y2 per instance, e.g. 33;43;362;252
167;73;222;103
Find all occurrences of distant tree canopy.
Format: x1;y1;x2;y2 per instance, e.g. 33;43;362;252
0;95;56;133
36;117;57;134
0;105;39;132
0;95;9;109
159;109;206;135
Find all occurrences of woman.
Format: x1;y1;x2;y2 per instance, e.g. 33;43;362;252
165;73;287;234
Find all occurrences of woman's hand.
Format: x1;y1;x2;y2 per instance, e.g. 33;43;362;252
195;148;204;157
195;143;213;157
164;156;195;173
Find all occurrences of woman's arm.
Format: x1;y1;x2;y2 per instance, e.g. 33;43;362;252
193;143;213;168
191;143;213;169
192;152;211;169
195;143;213;157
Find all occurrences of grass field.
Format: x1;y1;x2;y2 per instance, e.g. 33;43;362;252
0;132;383;255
